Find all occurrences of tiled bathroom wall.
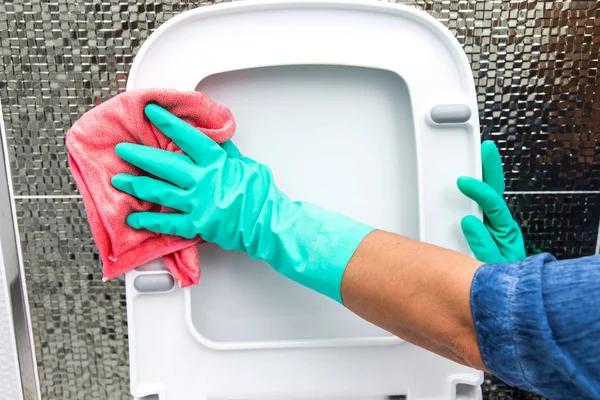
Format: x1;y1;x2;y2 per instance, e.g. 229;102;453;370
1;0;599;399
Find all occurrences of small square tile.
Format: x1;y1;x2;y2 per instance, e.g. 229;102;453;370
507;193;600;259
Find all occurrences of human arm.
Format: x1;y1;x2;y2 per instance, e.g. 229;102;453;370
341;229;485;369
342;138;600;398
342;141;600;398
343;233;600;399
112;106;600;399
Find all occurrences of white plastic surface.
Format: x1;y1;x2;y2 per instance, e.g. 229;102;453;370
192;65;413;345
126;1;483;399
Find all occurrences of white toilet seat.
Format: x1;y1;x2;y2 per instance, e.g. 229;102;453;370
126;1;483;399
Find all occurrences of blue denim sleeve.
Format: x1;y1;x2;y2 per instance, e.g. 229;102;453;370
471;253;600;400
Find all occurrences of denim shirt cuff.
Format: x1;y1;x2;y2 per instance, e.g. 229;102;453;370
470;253;556;391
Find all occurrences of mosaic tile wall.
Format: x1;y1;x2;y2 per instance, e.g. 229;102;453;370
0;0;599;399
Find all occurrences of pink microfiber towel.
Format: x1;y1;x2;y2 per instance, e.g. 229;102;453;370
66;89;236;287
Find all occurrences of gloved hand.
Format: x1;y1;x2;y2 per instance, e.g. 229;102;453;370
111;104;373;303
457;140;526;264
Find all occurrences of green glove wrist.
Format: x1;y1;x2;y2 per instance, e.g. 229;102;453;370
112;104;373;303
457;141;526;264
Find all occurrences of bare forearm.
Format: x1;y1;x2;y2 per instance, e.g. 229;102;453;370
341;230;486;370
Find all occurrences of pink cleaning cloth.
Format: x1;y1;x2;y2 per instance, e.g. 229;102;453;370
66;89;236;287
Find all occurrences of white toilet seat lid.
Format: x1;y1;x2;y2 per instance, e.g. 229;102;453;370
125;1;483;399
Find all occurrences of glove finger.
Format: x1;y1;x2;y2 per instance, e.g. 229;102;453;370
112;174;191;213
127;211;197;239
457;176;514;231
494;219;527;262
461;215;506;264
115;143;196;189
481;141;505;196
220;140;242;158
145;104;225;167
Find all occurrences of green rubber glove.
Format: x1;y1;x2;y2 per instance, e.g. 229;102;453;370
457;141;526;264
111;104;373;303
